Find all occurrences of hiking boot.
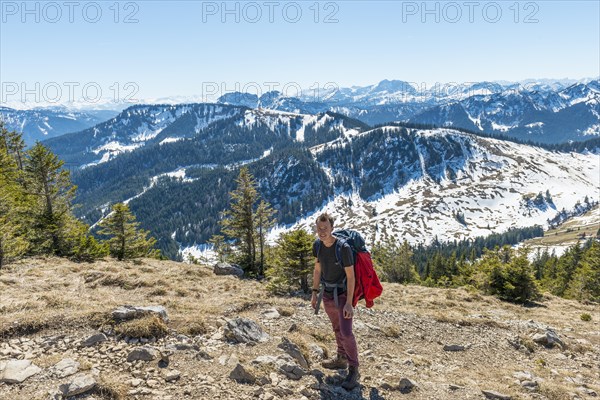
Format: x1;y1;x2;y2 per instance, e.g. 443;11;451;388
321;354;348;370
342;366;360;390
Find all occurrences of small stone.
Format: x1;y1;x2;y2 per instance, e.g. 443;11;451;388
278;361;305;380
532;330;565;349
130;378;143;387
262;308;280;319
82;333;108;347
146;379;160;388
482;390;512;400
229;363;256;384
308;344;324;362
127;347;158;362
50;358;80;378
278;337;309;369
443;344;466;351
164;370;181;382
399;377;417;393
521;380;539;391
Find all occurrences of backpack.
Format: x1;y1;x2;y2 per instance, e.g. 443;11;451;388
314;229;383;314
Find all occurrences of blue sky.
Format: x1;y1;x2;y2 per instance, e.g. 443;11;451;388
1;0;598;104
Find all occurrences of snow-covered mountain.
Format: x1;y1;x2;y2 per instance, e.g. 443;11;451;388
44;104;369;168
410;82;600;143
55;102;599;260
277;127;599;247
0;106;119;146
216;79;600;143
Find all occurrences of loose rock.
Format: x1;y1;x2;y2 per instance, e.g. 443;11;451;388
112;305;169;323
82;332;108;347
482;390;512;400
213;262;244;277
399;377;417;393
0;359;42;384
59;374;96;397
278;337;309;369
127;346;159;362
49;358;80;378
229;363;256;384
224;318;269;344
532;329;565;349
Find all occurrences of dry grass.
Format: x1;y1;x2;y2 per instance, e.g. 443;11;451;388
0;257;261;341
0;256;598;400
382;325;402;338
180;318;211;336
276;307;294;317
113;315;169;339
95;374;128;400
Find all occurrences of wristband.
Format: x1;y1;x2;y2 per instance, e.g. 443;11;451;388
312;288;319;293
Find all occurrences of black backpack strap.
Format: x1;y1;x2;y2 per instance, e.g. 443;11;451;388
314;238;348;314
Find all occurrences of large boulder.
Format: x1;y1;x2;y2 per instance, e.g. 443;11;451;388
213;262;244;277
224;318;269;344
59;374;96;397
0;359;42;384
112;305;169;323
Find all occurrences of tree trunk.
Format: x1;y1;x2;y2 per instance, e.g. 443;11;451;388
0;236;4;270
43;176;60;254
259;220;264;276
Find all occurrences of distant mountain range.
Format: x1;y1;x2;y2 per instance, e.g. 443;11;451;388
217;79;600;144
3;78;599;146
0;106;119;145
40;103;600;260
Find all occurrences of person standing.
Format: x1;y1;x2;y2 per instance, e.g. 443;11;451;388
311;212;360;390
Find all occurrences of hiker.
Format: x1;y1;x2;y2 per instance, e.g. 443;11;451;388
311;212;360;390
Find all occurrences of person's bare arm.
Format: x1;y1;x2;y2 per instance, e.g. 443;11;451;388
311;259;321;309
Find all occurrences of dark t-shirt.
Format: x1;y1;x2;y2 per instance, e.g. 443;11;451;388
313;239;354;287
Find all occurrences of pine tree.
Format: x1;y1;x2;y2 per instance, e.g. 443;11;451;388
255;200;276;276
23;142;77;256
473;246;540;303
266;228;314;294
565;241;600;302
371;239;420;284
220;167;259;274
0;146;28;269
98;203;159;260
208;234;229;262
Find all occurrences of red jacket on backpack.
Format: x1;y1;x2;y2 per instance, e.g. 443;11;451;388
352;251;383;308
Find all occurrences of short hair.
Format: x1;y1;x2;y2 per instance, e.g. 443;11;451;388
316;213;334;227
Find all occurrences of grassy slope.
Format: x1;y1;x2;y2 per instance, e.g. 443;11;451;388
0;257;598;399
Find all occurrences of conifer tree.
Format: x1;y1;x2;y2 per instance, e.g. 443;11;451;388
221;167;259;274
565;241;600;302
98;203;159;260
0;147;28;268
266;228;314;294
371;239;420;284
23;142;77;255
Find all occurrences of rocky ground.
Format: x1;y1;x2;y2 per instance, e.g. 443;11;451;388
0;257;598;400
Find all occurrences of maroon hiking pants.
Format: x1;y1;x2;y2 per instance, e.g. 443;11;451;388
323;292;359;367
